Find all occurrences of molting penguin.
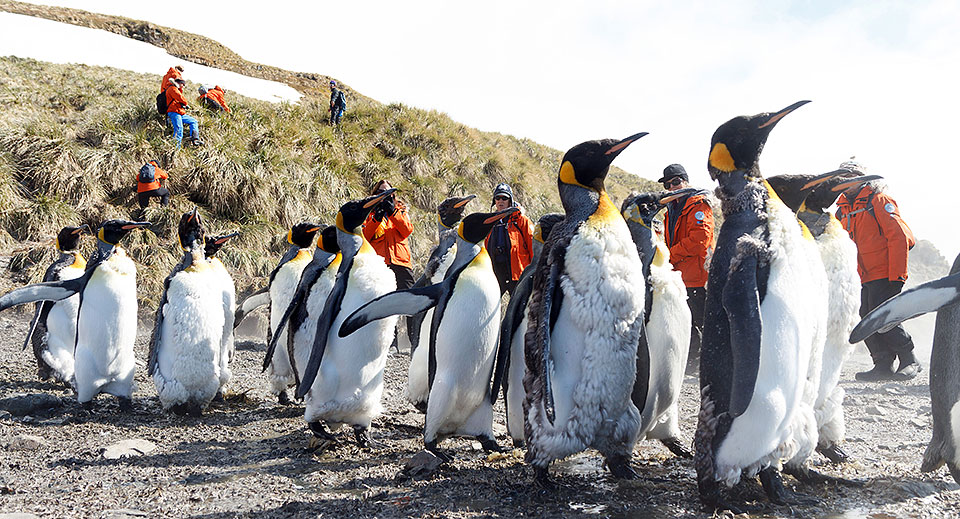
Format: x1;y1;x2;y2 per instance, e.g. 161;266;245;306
0;219;150;408
341;207;519;460
522;133;648;484
694;101;831;508
850;255;960;484
498;212;563;447
620;191;692;458
149;208;226;416
296;190;398;450
24;224;89;383
204;230;240;397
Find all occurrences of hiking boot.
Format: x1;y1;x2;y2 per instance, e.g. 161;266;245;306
894;351;922;380
190;138;204;147
855;363;897;382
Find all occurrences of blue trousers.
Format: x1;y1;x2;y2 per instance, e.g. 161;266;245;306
167;112;198;147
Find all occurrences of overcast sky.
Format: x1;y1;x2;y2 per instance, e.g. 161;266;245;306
14;0;960;260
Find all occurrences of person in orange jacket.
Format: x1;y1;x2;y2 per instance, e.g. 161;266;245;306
198;85;231;113
659;164;714;372
160;65;184;93
164;79;202;148
484;183;534;295
136;160;170;209
835;161;919;381
363;180;415;290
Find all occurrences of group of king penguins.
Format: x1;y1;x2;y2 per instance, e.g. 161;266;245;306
2;99;958;512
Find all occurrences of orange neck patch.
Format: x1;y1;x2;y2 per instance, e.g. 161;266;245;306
709;142;736;173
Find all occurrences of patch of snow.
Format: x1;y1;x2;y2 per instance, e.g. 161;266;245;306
0;12;301;104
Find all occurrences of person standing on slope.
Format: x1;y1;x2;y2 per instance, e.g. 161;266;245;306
484;183;534;295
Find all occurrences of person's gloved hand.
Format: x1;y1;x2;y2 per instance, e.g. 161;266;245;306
372;195;396;222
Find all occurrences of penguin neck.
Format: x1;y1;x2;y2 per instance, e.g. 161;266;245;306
451;236;482;270
336;228;365;263
179;241;205;268
715;171;769;219
797;209;831;237
437;215;458;236
312;247;335;264
626;220;656;280
92;238;118;263
558;183;600;223
532;240;544;263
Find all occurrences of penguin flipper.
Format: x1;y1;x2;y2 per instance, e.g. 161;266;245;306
0;277;86;312
722;254;762;418
22;302;45;352
262;265;324;373
233;286;270;329
339;284;445;338
148;277;174;376
297;269;351;399
490;268;534;404
850;271;960;343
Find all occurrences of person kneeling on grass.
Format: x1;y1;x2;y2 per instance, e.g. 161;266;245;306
136;160;170;209
164;78;204;148
199;85;231;113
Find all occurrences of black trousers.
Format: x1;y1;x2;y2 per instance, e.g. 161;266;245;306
686;286;706;363
860;279;915;365
137;188;170;209
389;264;416;291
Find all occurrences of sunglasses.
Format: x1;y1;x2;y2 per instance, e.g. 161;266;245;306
663;177;685;188
494;196;510;201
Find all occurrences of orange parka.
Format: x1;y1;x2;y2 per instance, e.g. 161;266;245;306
164;85;188;115
136;161;168;193
663;192;714;288
160;67;182;93
484;211;534;282
363;200;414;268
201;86;231;113
836;185;915;283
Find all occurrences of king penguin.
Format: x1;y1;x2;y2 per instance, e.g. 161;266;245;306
0;219;150;409
341;207;519;460
149;208;226;416
23;224;89;383
497;212;563;447
204;230;240;399
521;133;648;484
851;254;960;484
296;189;398;450
694;101;833;508
620;191;692;458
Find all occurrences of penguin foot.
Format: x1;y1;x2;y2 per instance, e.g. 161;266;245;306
476;435;503;453
353;425;381;450
817;443;850;464
605;454;638;480
118;397;134;413
660;437;693;459
425;440;452;463
413;401;427;414
306;436;337;454
80;400;95;411
948;462;960;485
759;467;816;506
277;391;292;406
512;438;525;449
532;465;555;490
308;421;338;441
212;391;225;403
784;465;864;488
169;402;198;417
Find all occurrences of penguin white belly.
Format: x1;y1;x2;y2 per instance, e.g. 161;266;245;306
74;252;138;403
506;313;529;442
212;261;237;389
42;266;84;382
154;267;225;409
304;252;397;427
640;263;690;440
424;262;501;440
267;251;312;393
292;264;337;382
951;401;960;465
528;217;645;464
405;309;432;404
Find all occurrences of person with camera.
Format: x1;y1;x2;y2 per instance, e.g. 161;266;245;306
363;180;415;290
484;183;534;295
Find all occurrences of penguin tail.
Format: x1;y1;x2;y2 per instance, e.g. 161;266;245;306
850;271;960;343
338;284;444;338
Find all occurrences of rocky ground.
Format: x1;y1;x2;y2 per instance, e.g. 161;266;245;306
0;309;957;519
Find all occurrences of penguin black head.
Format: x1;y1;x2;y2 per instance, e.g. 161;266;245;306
708;100;810;181
767;169;856;214
204;231;239;258
55;224;90;252
459;207;519;244
318;225;340;254
336;189;397;234
288;222;323;248
97;219;150;245
437;194;476;228
534;213;565;244
620;192;663;228
559;133;648;192
177;207;205;251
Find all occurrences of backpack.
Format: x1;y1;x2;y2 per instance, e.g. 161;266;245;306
336;90;347;111
138;162;157;183
156;91;167;115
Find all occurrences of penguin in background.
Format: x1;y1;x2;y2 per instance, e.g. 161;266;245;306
296;189;398;450
263;225;340;389
0;219;151;409
405;195;476;410
767;170;870;464
497;212;563;447
522;133;648;484
694;102;837;509
341;207;519;460
620;191;692;458
850;255;960;484
23;224;89;383
149;208;226;416
203;230;240;398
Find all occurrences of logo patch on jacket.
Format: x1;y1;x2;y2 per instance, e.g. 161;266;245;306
884;203;896;213
695;211;705;221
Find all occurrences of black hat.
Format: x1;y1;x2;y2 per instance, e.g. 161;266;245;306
493;183;513;202
657;164;689;183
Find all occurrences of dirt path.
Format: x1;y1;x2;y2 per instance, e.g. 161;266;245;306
0;310;957;518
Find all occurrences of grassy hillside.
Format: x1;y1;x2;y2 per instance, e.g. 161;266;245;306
0;56;655;309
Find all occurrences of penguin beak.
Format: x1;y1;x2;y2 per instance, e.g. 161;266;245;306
215;231;240;245
363;188;397;208
831;174;884;192
121;221;151;230
453;194;477;208
484;207;518;224
659;187;699;204
757;100;811;130
604;132;648;159
187;207;199;223
71;225;87;235
800;169;852;191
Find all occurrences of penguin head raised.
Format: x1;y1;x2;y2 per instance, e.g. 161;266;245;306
177;207;205;252
708;101;810;186
55;224;90;253
437;194;476;228
559;133;648;192
620;192;663;228
767;169;857;214
204;231;239;258
458;207;519;244
288;222;323;248
97;219;150;246
317;225;340;254
336;188;397;235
